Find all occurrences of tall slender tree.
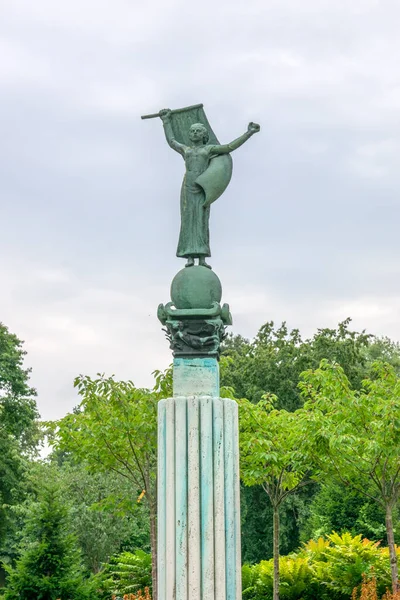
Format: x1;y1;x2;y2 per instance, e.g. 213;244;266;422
0;323;39;558
239;396;313;600
51;368;172;600
299;359;400;593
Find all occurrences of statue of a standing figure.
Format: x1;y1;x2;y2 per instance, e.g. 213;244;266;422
142;103;260;269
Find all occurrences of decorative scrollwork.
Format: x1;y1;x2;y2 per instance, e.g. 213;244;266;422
163;318;227;359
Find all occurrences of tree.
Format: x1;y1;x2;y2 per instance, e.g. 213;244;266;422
0;323;35;398
33;458;151;574
104;549;152;597
0;323;39;559
222;319;400;563
3;485;91;600
222;319;373;410
239;396;313;600
63;466;150;573
50;369;171;600
364;336;400;374
299;480;388;543
299;359;400;593
240;484;312;565
0;322;38;450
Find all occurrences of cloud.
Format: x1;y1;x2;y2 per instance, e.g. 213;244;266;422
1;0;400;419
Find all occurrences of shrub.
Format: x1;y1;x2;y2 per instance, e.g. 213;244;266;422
242;554;318;600
3;486;93;600
352;575;400;600
381;589;400;600
242;562;258;600
103;550;152;598
243;532;397;600
300;532;392;598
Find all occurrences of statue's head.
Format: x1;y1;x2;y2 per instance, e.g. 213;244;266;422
189;123;209;144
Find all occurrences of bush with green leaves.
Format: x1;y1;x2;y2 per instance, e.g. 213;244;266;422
243;532;395;600
100;549;152;598
243;554;317;600
299;532;392;598
3;485;94;600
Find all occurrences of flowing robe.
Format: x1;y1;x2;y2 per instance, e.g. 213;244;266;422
178;147;213;258
160;104;233;259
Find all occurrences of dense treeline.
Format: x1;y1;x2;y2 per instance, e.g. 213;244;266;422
221;320;400;565
1;319;400;600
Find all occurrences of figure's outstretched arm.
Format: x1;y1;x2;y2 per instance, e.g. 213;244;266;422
159;109;186;156
209;122;260;155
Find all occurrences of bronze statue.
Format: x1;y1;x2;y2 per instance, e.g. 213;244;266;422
142;104;260;268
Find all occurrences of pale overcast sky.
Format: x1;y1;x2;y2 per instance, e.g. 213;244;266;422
1;0;400;420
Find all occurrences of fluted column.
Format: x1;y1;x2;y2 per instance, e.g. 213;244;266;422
157;358;241;600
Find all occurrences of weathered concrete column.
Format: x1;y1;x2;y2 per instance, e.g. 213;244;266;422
157;357;241;600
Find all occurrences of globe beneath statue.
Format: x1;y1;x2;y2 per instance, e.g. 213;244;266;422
170;266;222;310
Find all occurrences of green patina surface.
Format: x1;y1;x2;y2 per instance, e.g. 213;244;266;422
143;103;260;358
142;103;260;268
171;266;222;310
173;357;220;397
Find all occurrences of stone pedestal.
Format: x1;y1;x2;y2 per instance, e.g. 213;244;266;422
157;358;241;600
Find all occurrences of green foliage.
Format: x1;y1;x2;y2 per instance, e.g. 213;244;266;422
48;369;170;598
241;484;314;563
364;337;400;374
222;319;394;563
3;485;93;600
222;318;373;410
50;373;160;507
65;468;150;573
0;435;26;551
0;462;48;567
242;561;257;597
242;555;317;600
99;550;152;598
0;322;38;457
0;323;39;559
300;482;388;543
250;555;316;600
299;360;400;511
0;323;36;401
152;365;173;398
239;396;314;599
299;361;400;590
32;459;151;574
300;533;392;598
243;532;395;600
239;397;313;525
239;397;312;495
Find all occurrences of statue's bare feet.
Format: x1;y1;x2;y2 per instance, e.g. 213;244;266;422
199;258;212;269
185;257;195;267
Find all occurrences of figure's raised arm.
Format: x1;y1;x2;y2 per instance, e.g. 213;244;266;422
209;122;260;155
159;109;186;156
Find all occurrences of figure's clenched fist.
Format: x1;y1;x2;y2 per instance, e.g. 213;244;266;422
159;108;172;121
248;122;261;133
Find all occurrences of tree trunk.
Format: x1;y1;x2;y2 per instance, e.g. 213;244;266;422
273;504;280;600
385;503;399;593
149;500;158;600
